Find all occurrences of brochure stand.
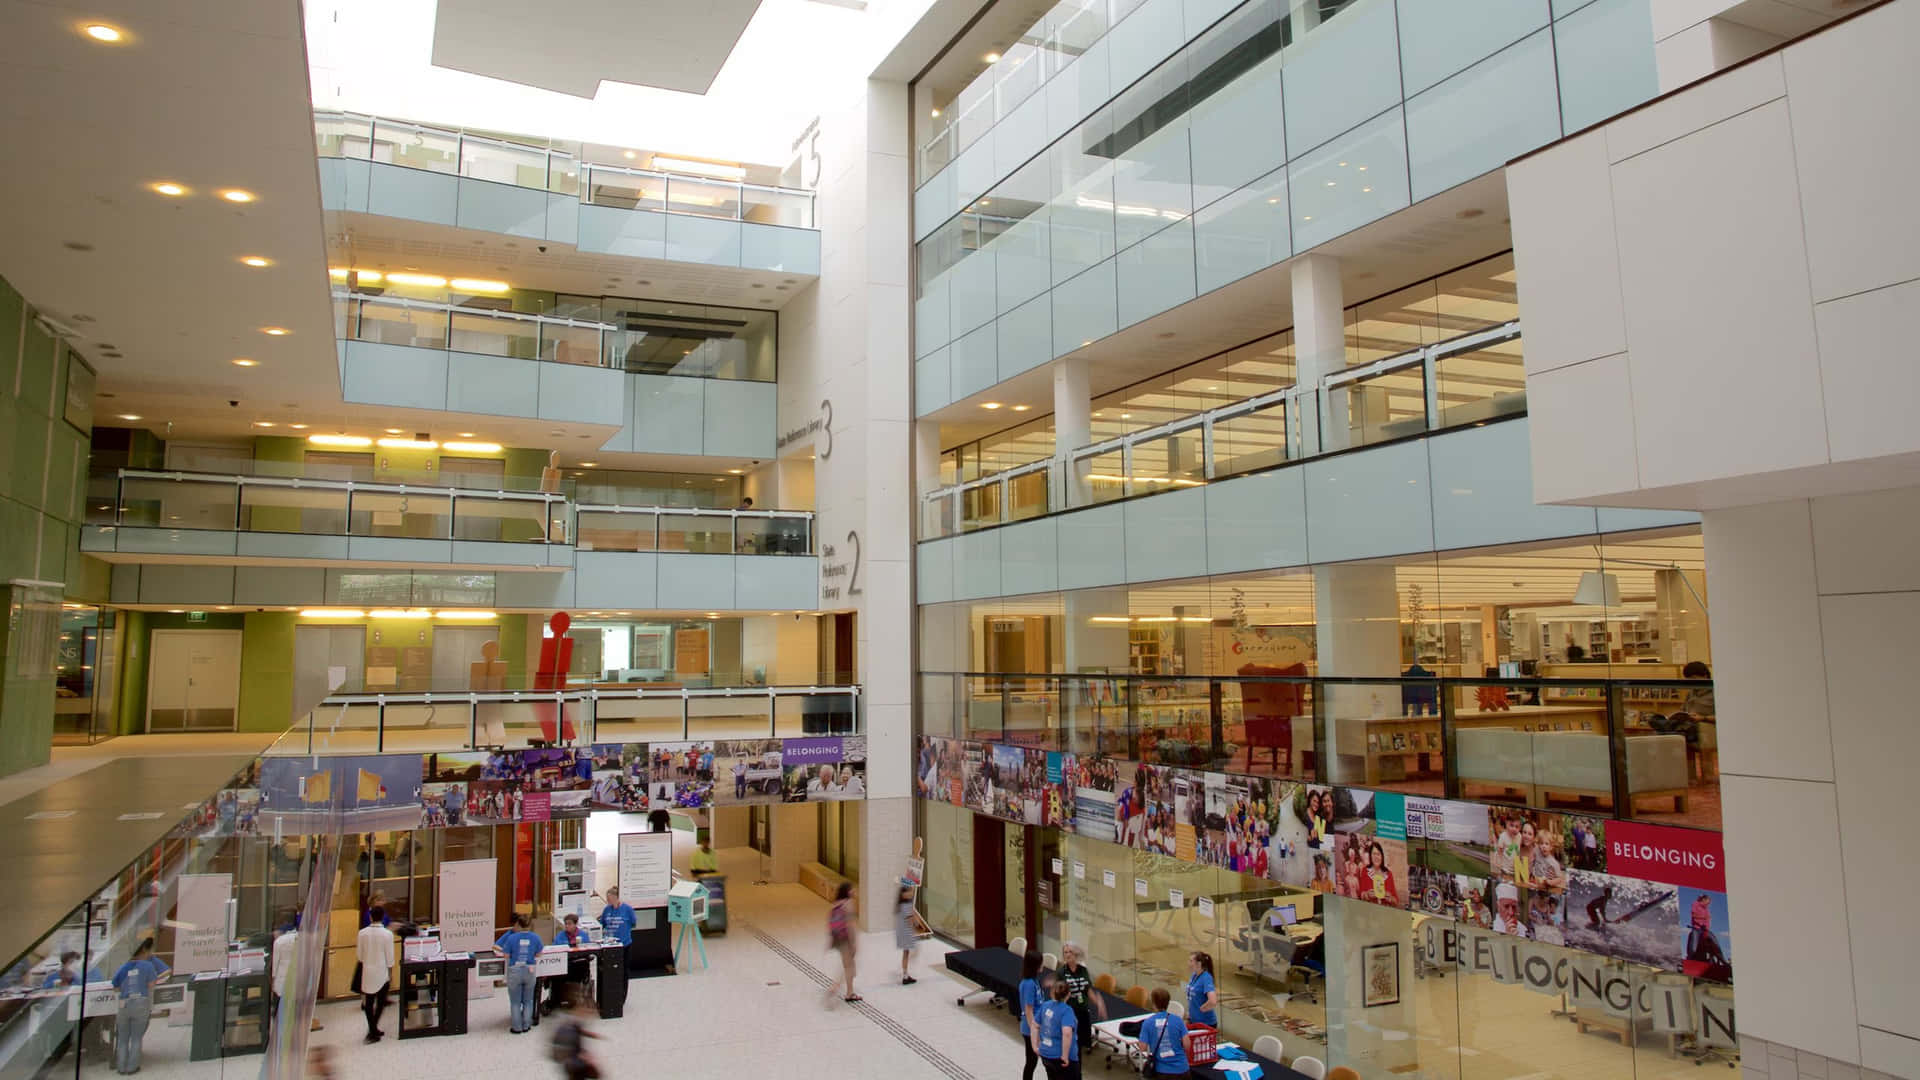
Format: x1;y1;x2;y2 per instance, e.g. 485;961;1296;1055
668;880;710;971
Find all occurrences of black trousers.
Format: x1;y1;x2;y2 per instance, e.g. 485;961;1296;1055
1023;1041;1040;1080
1043;1060;1083;1080
361;989;387;1035
1070;1003;1093;1051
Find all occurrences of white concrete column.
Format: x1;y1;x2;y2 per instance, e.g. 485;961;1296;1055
1053;355;1092;508
1290;254;1346;453
1064;587;1133;675
1314;563;1400;784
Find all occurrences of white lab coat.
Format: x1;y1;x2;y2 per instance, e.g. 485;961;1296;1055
355;923;394;994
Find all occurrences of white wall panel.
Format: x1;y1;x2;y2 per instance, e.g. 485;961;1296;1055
1303;437;1434;562
1055;503;1127;590
1814;280;1920;466
1124;486;1209;583
1506;132;1626;376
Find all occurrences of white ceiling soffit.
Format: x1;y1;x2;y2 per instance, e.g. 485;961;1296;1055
431;0;766;97
0;0;338;408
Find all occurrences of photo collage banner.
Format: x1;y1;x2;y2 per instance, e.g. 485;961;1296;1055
915;735;1731;983
180;736;867;837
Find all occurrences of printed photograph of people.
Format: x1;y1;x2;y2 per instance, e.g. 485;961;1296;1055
589;762;645;811
1488;882;1529;937
1404;798;1492;879
715;739;785;805
1300;785;1334;851
649;742;715;785
1018;748;1046;824
961;742;991;815
419;782;463;827
1114;763;1149;848
990;744;1026;820
1679;890;1733;983
1044;752;1077;830
1528;890;1568;945
1408;865;1491;927
1204;775;1276;877
1486;810;1569;893
914;736;945;801
1562;869;1682;969
466;779;523;823
1562;814;1607;872
1170;771;1202;862
1329;789;1407;909
1262;781;1314;888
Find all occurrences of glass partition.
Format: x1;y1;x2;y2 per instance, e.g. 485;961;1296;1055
575;510;658;551
658;513;733;553
239;484;348;535
349;491;452;539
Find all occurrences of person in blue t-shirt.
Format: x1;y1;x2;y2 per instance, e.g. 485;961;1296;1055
549;913;592;1012
1033;979;1081;1080
1185;951;1218;1028
1017;949;1047;1080
599;887;636;946
495;914;545;1034
110;940;168;1074
1136;989;1191;1077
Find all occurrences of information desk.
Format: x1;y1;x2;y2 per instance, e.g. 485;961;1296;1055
944;948;1306;1080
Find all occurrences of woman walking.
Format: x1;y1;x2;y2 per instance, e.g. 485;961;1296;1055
826;882;861;1004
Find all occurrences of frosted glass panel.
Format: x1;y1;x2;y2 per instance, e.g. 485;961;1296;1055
915;274;950;358
1052;260;1118;357
1281;0;1403;157
950;324;1000;401
1289;107;1411;250
997;296;1055;381
1050;113;1119;284
949;245;999;337
1188;54;1285;209
1109;59;1193;251
1554;0;1658;132
1405;29;1562;201
1396;0;1551;95
1116;220;1198;328
917;348;953;415
1193;167;1291;293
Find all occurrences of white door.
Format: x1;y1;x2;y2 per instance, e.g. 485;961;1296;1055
147;630;243;732
294;626;366;717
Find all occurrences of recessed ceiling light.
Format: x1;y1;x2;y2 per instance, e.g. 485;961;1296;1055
727;468;744;474
1121;413;1132;419
240;256;271;268
1012;404;1031;412
981;402;1003;410
150;182;187;197
705;613;720;619
289;423;308;430
623;150;637;160
1361;187;1372;193
308;434;372;447
580;461;598;467
231;358;257;367
384;428;403;435
985;52;1001;62
253;421;275;428
457;432;476;438
930;108;942;118
260;326;289;336
219;189;255;203
118;414;142;421
386;272;447;288
83;23;124;42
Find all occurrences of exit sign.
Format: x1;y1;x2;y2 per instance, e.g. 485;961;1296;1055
187;611;207;623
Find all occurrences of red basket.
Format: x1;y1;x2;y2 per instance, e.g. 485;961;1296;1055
1186;1023;1219;1066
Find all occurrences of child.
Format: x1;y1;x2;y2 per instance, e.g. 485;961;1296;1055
896;882;926;985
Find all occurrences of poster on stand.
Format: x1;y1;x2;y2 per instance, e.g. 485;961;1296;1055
439;858;498;954
174;874;231;974
617;831;673;909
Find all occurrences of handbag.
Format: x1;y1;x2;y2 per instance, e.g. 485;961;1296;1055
1138;1012;1169;1079
349;962;363;995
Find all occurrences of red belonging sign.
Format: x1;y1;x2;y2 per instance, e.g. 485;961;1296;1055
1606;821;1724;892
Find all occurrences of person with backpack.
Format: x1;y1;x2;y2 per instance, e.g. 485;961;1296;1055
826;882;860;1004
1136;988;1191;1078
549;988;601;1079
1034;979;1081;1080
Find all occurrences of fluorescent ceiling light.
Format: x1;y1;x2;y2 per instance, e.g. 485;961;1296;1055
436;610;497;621
450;278;510;294
443;441;502;453
83;23;123;42
650;156;746;181
307;434;372;447
118;413;142;421
377;437;437;450
385;272;447;288
231;358;257;367
260;326;290;336
299;608;365;619
368;609;432;620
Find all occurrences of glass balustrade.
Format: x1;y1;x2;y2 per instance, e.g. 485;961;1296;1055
92;472;814;554
316;110;816;228
920;321;1521;536
339;294;615;366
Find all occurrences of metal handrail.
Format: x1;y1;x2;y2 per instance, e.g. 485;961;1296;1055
114;467;567;503
922;321;1523;535
341;291;617;332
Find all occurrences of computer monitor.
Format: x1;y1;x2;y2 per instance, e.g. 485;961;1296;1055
1268;904;1298;928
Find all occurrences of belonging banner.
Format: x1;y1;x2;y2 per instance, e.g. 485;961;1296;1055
1605;821;1724;891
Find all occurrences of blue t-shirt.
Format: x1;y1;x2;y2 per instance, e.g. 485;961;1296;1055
600;903;637;945
1138;1012;1189;1074
1186;970;1218;1026
112;957;168;999
1037;999;1080;1061
1017;977;1042;1036
495;930;544;966
553;927;587;947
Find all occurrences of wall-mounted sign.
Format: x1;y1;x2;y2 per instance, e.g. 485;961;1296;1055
821;531;862;602
777;399;833;460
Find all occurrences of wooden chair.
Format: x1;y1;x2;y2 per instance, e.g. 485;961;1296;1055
1125;985;1151;1009
1326;1068;1361;1080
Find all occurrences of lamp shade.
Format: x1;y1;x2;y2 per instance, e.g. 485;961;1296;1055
1573;571;1621;607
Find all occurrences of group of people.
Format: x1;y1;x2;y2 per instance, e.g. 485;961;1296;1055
1488;813;1570;892
1334;836;1400;907
1016;948;1220;1080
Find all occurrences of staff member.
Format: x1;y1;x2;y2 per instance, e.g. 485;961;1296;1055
550;914;592;1013
1035;979;1082;1080
495;914;543;1034
1054;942;1105;1054
1185;951;1218;1028
599;887;638;977
1017;949;1045;1080
355;906;395;1043
110;940;168;1075
1136;989;1191;1079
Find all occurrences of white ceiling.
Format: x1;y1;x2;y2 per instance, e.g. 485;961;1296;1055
430;0;765;97
326;213;815;308
0;0;341;431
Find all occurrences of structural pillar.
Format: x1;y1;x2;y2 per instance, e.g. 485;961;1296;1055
1290;254;1346;454
1053;355;1092;508
1313;563;1401;784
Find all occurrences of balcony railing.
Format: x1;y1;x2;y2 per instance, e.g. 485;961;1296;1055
336;292;618;368
281;683;862;754
920;321;1522;538
317;110;817;229
921;671;1719;829
89;469;817;554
